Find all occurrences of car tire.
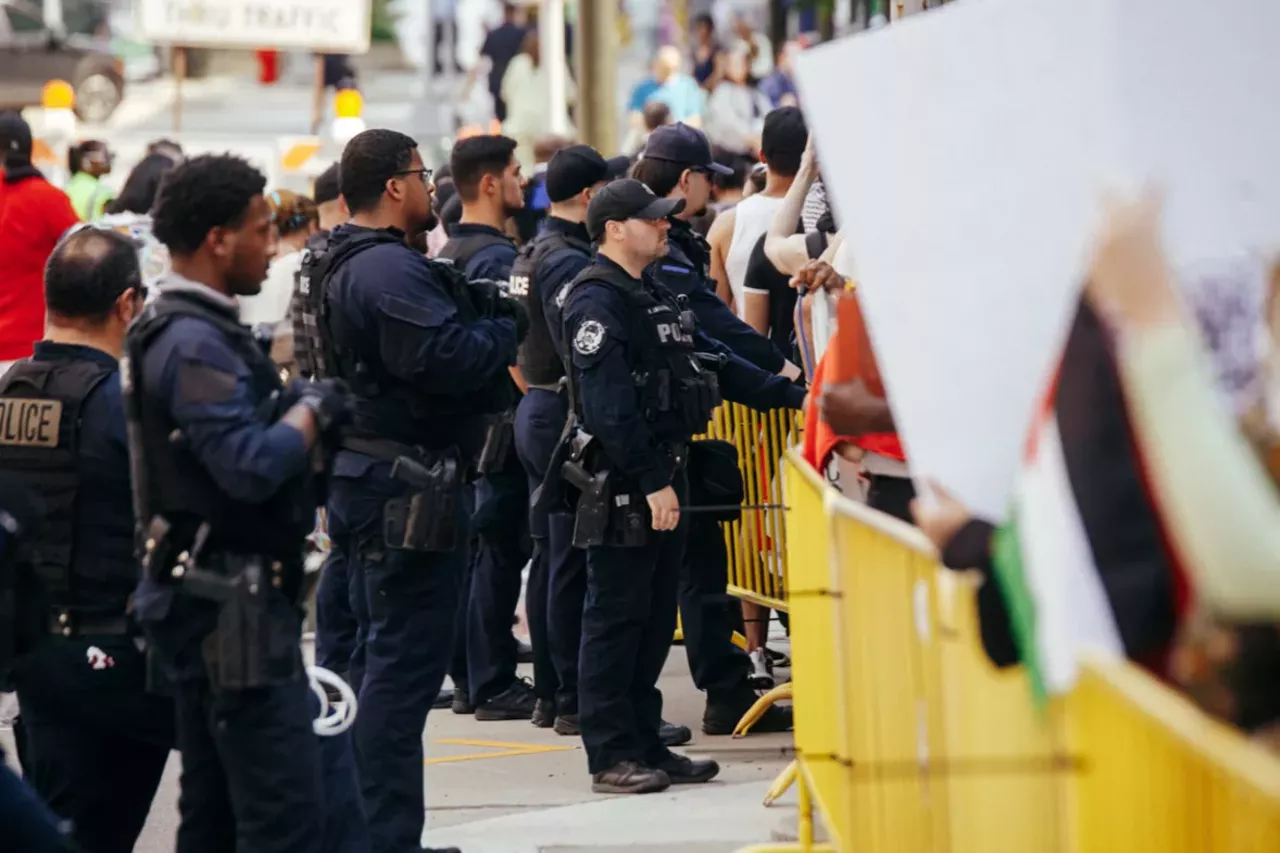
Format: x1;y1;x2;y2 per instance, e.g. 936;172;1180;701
73;71;124;124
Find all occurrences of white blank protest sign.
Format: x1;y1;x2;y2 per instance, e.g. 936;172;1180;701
795;0;1280;520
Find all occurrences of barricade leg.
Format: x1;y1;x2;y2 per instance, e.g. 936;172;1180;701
733;682;793;737
763;758;798;806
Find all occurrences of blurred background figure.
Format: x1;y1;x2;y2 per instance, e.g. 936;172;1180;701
465;2;530;124
759;40;801;108
502;30;578;173
649;45;707;128
240;189;319;373
690;12;726;91
730;12;773;83
66;140;115;221
0;111;79;373
704;46;772;159
97;153;180;295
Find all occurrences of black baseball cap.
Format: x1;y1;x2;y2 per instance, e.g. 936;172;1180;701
642;123;734;175
313;163;342;206
586;178;685;241
0;111;33;163
545;144;630;203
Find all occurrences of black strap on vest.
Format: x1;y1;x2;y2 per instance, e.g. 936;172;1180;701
438;230;512;272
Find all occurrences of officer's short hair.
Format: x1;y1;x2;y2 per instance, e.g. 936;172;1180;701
340;129;418;214
629;156;686;200
761;107;808;178
45;228;142;323
152;154;267;255
450;135;518;203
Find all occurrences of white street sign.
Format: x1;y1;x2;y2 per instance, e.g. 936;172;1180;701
137;0;373;54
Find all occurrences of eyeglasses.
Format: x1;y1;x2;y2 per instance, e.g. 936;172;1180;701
395;168;434;184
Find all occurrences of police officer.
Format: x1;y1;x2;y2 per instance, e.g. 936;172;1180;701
632;123;798;735
125;154;357;853
561;179;805;793
439;134;537;721
316;128;521;852
510;144;621;729
0;227;173;853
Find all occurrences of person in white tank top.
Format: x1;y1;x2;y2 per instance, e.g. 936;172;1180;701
706;106;809;320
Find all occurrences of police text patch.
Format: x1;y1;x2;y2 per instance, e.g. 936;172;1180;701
0;398;62;447
574;320;607;355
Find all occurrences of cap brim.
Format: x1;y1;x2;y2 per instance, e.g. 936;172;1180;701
635;197;686;220
707;161;735;176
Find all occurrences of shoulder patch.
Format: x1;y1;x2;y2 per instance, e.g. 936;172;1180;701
555;281;574;308
573;320;607;356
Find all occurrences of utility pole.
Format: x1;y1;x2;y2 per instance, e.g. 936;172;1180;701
576;0;618;154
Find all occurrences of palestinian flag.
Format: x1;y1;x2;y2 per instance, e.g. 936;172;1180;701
989;304;1134;703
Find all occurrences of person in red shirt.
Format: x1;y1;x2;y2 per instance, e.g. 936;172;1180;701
0;112;81;370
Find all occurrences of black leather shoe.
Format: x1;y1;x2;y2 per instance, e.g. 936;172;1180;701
702;684;793;735
432;688;453;710
654;752;721;784
590;760;671;794
553;713;580;736
451;687;474;715
659;719;692;747
531;698;556;728
475;678;537;721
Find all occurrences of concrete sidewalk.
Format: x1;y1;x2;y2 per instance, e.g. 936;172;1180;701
2;644;797;852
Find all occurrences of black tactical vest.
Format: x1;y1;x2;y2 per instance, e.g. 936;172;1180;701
291;228;336;380
0;357;117;603
560;262;721;440
438;229;512;273
124;291;316;561
307;231;513;445
511;229;592;386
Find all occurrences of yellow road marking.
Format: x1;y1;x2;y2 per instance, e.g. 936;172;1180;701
424;738;576;765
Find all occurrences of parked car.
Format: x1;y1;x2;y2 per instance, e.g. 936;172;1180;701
0;0;125;123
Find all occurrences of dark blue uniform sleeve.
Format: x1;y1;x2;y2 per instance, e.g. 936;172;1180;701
565;284;672;495
376;253;518;397
695;328;806;413
467;244;518;282
147;318;309;504
540;250;593;355
654;259;787;373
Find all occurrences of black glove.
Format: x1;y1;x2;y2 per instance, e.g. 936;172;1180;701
298;378;355;438
494;294;530;343
469;279;505;316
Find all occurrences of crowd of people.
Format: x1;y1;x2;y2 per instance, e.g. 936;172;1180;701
0;6;1276;853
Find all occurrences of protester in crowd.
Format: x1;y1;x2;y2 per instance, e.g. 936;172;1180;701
688;153;750;238
704;46;773;159
465;2;528;123
690;12;725;90
145;138;185;164
502;30;577;173
0;111;80;372
65;140;114;221
759;41;801;108
97;153;179;293
730;13;773;83
626;101;674;157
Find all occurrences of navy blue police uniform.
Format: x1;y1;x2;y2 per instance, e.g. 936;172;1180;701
509;215;593;718
640;123;797;708
438;223;534;715
559;182;804;782
315;223;519;851
0;344;175;853
124;279;350;853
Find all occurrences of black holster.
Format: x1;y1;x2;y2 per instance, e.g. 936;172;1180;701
199;556;303;690
477;410;516;475
383;451;461;552
561;433;648;550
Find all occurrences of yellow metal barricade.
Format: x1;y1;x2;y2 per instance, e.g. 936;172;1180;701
700;402;803;612
748;449;1280;853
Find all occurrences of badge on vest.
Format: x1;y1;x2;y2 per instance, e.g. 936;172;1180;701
0;398;62;447
574;320;607;355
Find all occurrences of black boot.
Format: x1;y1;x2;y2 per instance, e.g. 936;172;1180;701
653;752;721;784
531;698;556;728
659;719;692;747
451;686;474;715
553;713;580;736
475;678;537;721
702;683;793;736
590;760;671;794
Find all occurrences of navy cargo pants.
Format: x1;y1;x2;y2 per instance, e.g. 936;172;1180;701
579;471;688;774
328;450;463;852
514;388;583;713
